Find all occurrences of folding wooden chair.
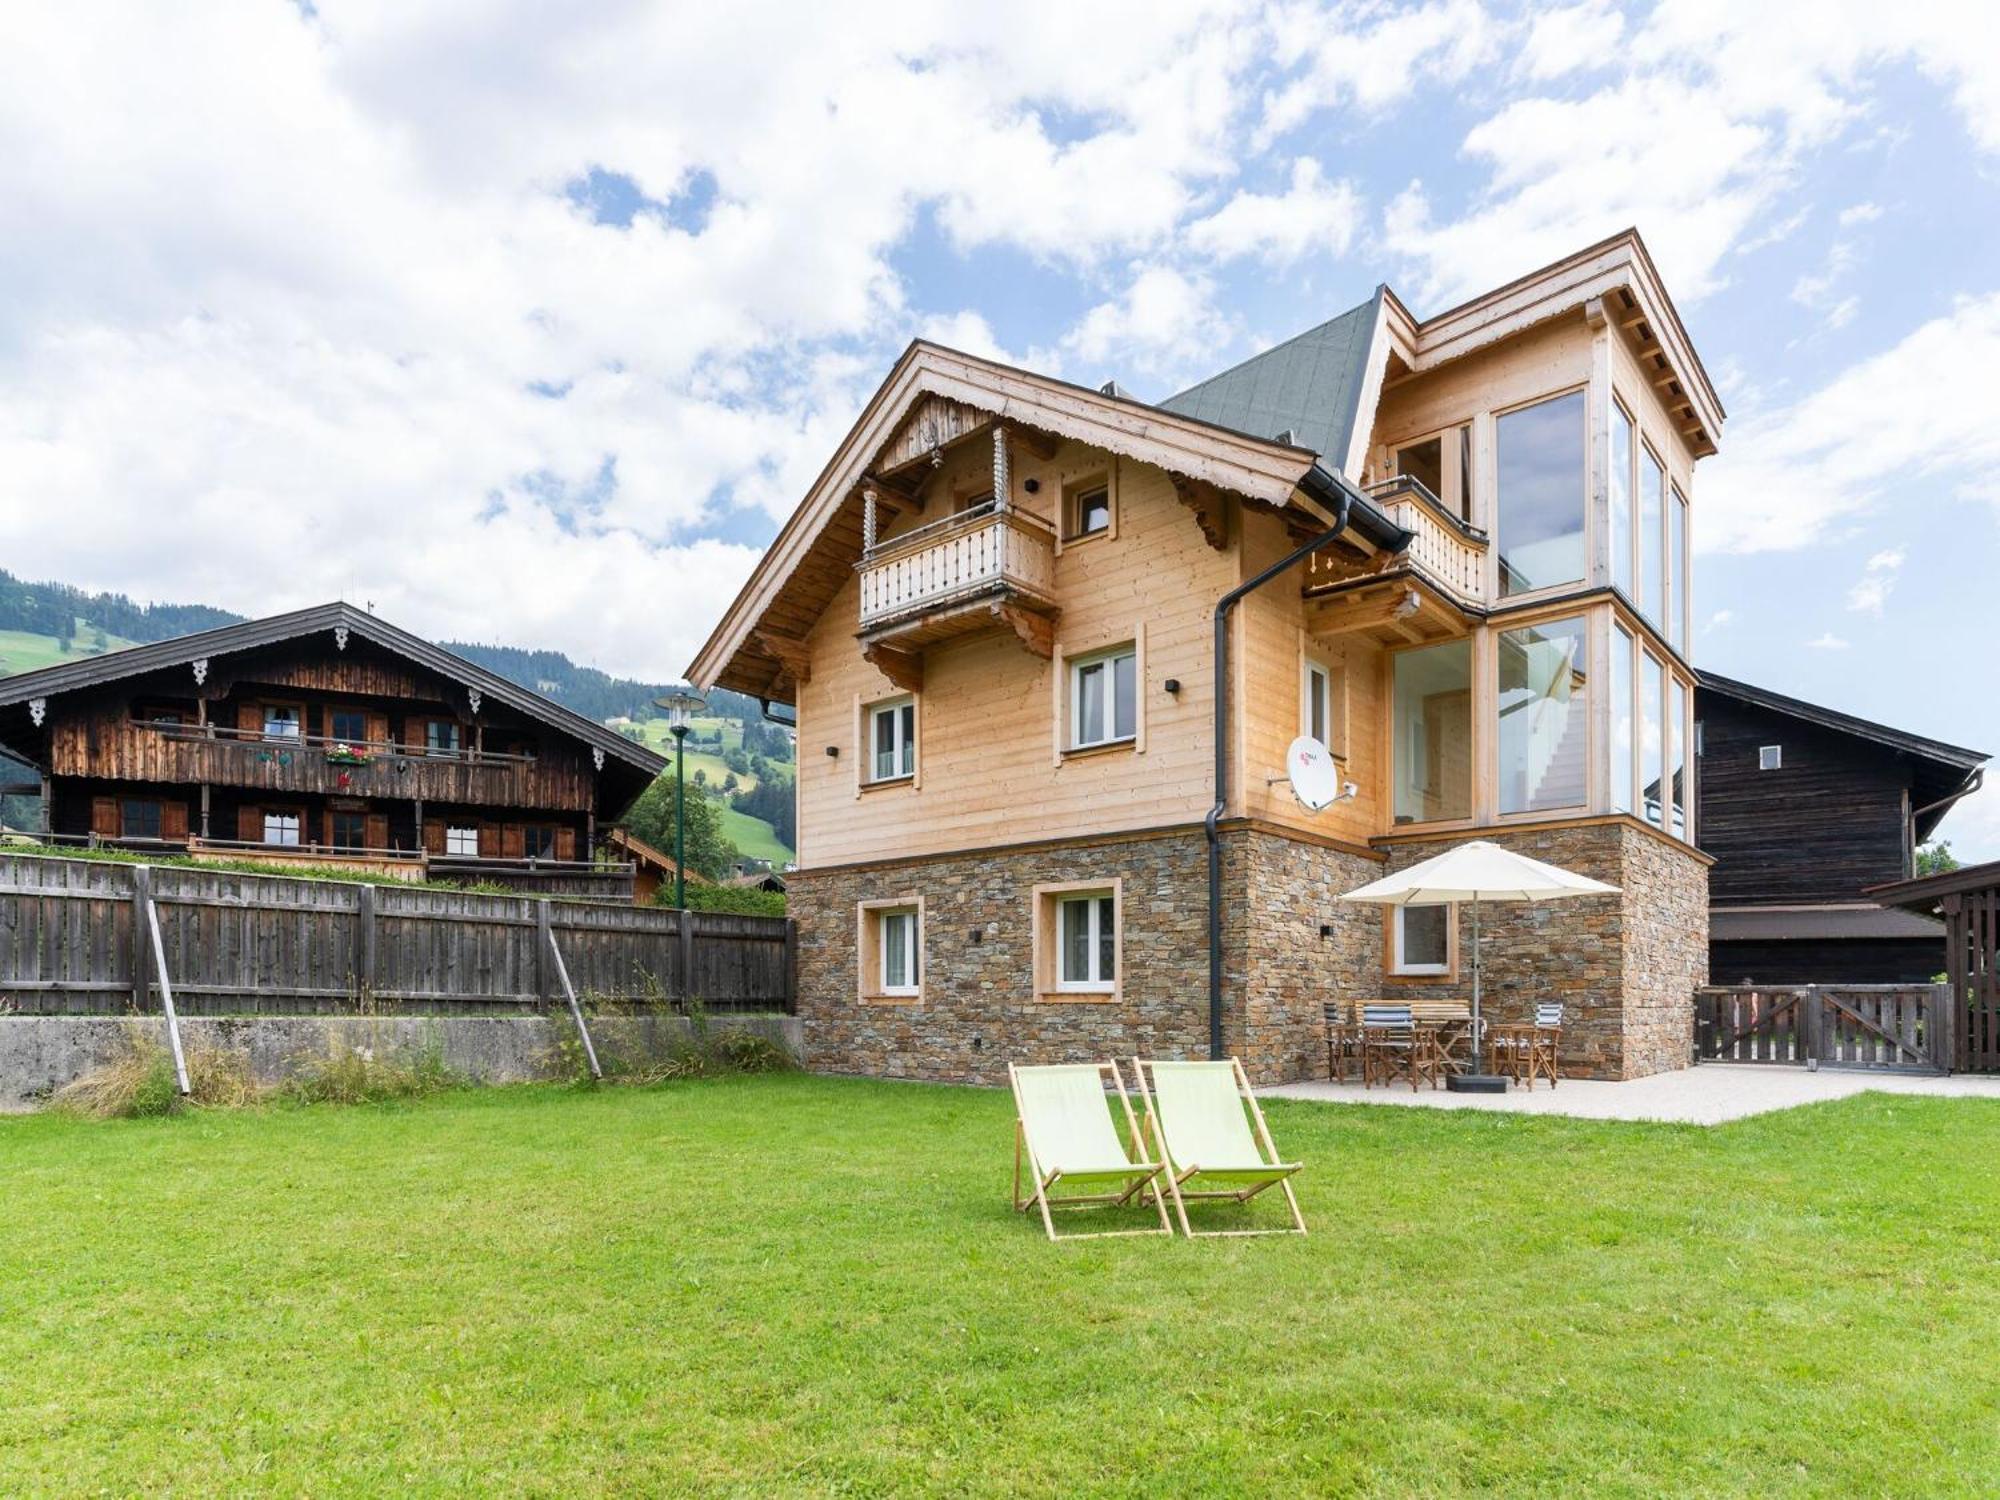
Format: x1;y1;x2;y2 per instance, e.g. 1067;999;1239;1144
1129;1058;1306;1238
1490;1003;1564;1089
1009;1062;1173;1242
1322;1000;1363;1082
1360;1003;1444;1091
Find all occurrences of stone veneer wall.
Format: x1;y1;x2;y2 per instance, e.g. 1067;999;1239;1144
788;818;1707;1087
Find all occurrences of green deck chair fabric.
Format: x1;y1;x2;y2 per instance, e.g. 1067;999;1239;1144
1147;1061;1300;1187
1015;1064;1151;1184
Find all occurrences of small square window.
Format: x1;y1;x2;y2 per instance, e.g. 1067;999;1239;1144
263;706;301;741
331;811;368;851
1758;745;1782;771
121;800;162;841
522;824;557;860
329;709;367;743
868;698;916;783
1392;903;1451;976
425;720;462;757
1069;647;1136;749
445;825;479;856
879;908;920;995
1066;481;1111;540
1056;893;1117;990
263;811;301;847
859;897;924;1003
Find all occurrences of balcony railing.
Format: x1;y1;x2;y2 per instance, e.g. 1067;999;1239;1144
857;504;1057;630
1305;477;1488;608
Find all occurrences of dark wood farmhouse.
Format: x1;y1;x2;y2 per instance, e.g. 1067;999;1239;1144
1697;673;1986;984
0;602;665;898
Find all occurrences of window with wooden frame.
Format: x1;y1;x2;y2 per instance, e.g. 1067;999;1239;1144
262;810;302;847
423;719;461;757
328;706;368;743
1388;903;1455;977
262;703;303;741
867;697;916;784
120;799;163;841
522;823;558;860
1062;473;1113;542
1301;655;1346;759
445;825;479;857
1495;389;1587;597
330;810;368;851
1032;880;1122;1002
1391;423;1472;521
856;896;924;1004
1067;645;1136;750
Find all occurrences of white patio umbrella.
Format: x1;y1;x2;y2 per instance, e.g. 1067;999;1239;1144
1340;841;1619;1076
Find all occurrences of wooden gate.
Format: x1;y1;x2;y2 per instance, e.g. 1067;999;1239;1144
1945;888;2000;1072
1696;984;1949;1072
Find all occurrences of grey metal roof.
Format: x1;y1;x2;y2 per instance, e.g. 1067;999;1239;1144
0;601;665;778
1710;904;1945;942
1158;289;1382;466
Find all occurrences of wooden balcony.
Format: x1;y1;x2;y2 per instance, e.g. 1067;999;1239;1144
1303;478;1488;643
856;505;1059;673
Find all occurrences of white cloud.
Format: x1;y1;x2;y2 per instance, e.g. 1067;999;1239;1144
1516;0;1622;82
1839;201;1884;226
1705;609;1734;632
1184;158;1363;267
1845;546;1906;615
1806;632;1851;650
1259;0;1500;143
1698;292;2000;554
1061;265;1235;386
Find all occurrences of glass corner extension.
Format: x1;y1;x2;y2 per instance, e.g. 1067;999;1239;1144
1391;639;1472;824
1497;616;1589;815
1496;390;1586;597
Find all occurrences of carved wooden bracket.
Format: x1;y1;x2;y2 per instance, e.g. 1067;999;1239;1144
755;630;813;686
993;603;1055;659
27;697;46;728
862;641;924;693
1170;474;1229;551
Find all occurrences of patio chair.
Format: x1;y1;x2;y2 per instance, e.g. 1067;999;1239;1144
1009;1062;1173;1242
1360;1003;1444;1092
1322;1000;1363;1082
1489;1003;1564;1089
1128;1058;1306;1238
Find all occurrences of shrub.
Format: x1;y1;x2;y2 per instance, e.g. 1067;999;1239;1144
51;1030;257;1118
280;1033;462;1106
656;883;785;917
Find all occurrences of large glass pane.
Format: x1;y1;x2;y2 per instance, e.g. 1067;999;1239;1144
1061;898;1089;984
1398;904;1449;971
1496;390;1586;596
1641;652;1664;828
1611;625;1635;815
1396;437;1443;500
898;703;915;777
1670;488;1688;652
1112;652;1135;740
1096;896;1116;981
882;913;910;990
1497;616;1589;814
1075;661;1104;745
1668;676;1686;838
873;708;897;781
1391;640;1472;824
1641;448;1664;622
1611;403;1634;598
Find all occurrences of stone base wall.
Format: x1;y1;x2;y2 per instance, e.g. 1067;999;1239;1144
790;819;1707;1087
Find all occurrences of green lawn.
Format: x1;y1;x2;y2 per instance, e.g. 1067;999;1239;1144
717;803;793;865
0;625;138;678
3;1078;1997;1495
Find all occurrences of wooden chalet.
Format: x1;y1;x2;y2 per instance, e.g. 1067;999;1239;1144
0;602;664;899
1698;673;1986;984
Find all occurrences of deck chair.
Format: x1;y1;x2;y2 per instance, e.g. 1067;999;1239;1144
1009;1062;1172;1242
1129;1059;1306;1238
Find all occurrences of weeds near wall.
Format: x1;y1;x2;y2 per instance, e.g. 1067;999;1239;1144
547;979;796;1085
279;1030;462;1106
50;1028;256;1118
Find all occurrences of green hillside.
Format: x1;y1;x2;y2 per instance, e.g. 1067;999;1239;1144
0;624;140;678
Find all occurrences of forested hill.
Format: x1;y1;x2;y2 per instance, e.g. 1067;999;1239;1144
440;641;770;726
0;569;240;643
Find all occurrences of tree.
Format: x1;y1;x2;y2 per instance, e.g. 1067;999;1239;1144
721;771;738;794
1916;841;1960;877
619;772;737;881
691;768;706;788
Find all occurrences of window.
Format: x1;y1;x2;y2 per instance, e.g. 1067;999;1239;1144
1610;401;1635;599
331;811;368;851
445;825;479;856
1069;646;1136;749
879;907;920;996
1641;652;1664;828
1668;676;1687;838
263;705;301;741
1391;904;1452;976
1497;616;1589;815
1395;437;1443;498
1391;639;1471;824
329;708;367;743
121;800;162;840
1610;624;1636;816
424;719;461;757
957;490;994;515
1759;744;1782;771
522;824;557;860
263;811;301;847
1496;390;1586;596
1065;480;1111;540
869;698;915;782
1057;892;1117;991
1640;446;1664;622
1302;657;1342;755
1669;485;1689;652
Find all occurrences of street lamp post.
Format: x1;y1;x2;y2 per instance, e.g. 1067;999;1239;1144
658;689;706;909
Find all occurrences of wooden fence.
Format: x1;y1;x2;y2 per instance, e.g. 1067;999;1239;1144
0;852;791;1018
1695;984;1951;1073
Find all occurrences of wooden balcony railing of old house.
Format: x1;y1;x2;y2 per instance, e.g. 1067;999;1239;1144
857;504;1058;630
1305;477;1488;609
53;720;597;813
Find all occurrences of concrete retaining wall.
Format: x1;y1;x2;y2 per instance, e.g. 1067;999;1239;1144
0;1014;803;1111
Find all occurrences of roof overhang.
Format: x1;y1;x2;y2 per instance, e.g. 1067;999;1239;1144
1710;903;1946;943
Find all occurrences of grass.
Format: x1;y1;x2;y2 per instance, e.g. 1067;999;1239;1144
0;623;138;678
0;840;521;895
717;803;793;865
2;1077;1996;1495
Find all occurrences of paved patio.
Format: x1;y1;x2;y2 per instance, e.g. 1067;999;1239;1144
1264;1063;2000;1125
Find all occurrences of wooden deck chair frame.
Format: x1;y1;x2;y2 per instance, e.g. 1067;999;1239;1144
1129;1058;1307;1239
1009;1062;1172;1242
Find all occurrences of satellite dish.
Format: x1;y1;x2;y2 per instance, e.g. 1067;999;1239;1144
1286;736;1340;812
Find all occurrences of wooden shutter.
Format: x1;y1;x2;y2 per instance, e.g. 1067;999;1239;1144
237;700;262;733
478;822;500;858
366;711;390;746
404;717;425;751
161;801;189;842
502;823;526;860
91;796;119;837
421;820;446;856
366;812;389;850
321;809;335;847
238;804;262;842
557;827;577;861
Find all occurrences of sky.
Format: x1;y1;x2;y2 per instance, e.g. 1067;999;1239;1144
3;1;1998;853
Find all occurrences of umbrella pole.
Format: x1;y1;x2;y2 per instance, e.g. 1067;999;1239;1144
1471;897;1482;1055
1446;895;1505;1093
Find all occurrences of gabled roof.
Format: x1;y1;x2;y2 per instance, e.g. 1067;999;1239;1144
604;827;711;885
1159;290;1384;476
1868;858;2000;912
0;601;666;778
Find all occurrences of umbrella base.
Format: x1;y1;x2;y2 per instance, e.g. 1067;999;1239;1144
1447;1073;1508;1095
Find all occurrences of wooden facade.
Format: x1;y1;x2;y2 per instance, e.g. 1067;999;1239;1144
0;603;663;894
1869;861;2000;1072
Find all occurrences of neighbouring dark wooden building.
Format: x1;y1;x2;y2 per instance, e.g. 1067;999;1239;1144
0;602;665;899
1697;673;1986;984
